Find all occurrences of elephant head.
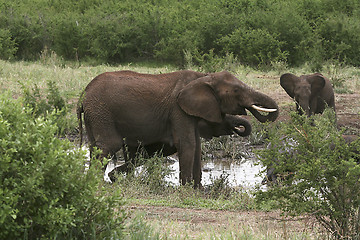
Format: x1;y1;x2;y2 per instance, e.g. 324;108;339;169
177;71;279;124
280;73;335;116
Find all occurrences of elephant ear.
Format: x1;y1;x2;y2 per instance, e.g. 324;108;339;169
177;76;222;123
306;74;326;96
280;73;299;98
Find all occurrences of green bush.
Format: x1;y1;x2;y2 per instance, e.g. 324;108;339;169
120;153;173;195
1;3;45;60
202;135;247;161
221;27;287;67
3;0;360;66
20;80;74;136
50;13;88;61
0;93;125;239
187;49;239;73
317;12;360;65
0;28;17;60
256;110;360;239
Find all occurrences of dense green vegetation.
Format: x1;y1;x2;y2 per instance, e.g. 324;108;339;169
257;110;360;239
1;0;360;68
0;93;125;239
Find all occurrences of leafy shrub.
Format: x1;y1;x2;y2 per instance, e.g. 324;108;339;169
259;2;317;67
204;173;234;199
221;28;287;67
50;13;87;61
113;152;173;195
2;4;45;60
246;120;271;146
186;48;239;73
256;110;360;239
20;80;74;135
0;93;125;239
136;154;172;192
152;3;204;65
317;12;360;65
0;28;17;60
3;0;360;66
202;135;248;161
82;7;137;62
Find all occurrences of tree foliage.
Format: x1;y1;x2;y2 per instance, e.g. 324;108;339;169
1;0;360;67
0;93;125;239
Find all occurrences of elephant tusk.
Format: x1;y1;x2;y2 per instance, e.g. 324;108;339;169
234;126;245;132
251;104;277;113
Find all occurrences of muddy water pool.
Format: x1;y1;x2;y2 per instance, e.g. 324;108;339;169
103;152;266;190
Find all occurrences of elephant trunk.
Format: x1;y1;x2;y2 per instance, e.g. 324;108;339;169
298;99;310;117
247;91;279;123
232;117;252;137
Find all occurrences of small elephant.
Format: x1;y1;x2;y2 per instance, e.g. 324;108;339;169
78;70;279;187
111;114;252;175
280;73;335;117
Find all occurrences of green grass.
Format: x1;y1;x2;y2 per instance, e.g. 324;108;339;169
1;59;359;98
0;59;177;98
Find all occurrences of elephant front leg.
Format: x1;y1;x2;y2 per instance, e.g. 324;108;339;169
177;139;196;185
172;122;199;186
177;135;202;187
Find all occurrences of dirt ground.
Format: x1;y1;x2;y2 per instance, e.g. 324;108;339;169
127;205;322;239
333;93;360;133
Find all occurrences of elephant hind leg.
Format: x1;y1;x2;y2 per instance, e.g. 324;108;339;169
85;122;124;170
88;139;123;172
95;131;124;159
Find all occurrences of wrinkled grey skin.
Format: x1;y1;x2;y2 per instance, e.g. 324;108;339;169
280;73;335;117
262;135;359;185
110;114;252;176
78;70;278;186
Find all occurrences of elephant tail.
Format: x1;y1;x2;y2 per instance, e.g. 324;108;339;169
77;93;84;147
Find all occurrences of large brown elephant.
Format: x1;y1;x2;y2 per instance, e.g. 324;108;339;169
280;73;335;117
77;70;279;186
111;114;252;175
